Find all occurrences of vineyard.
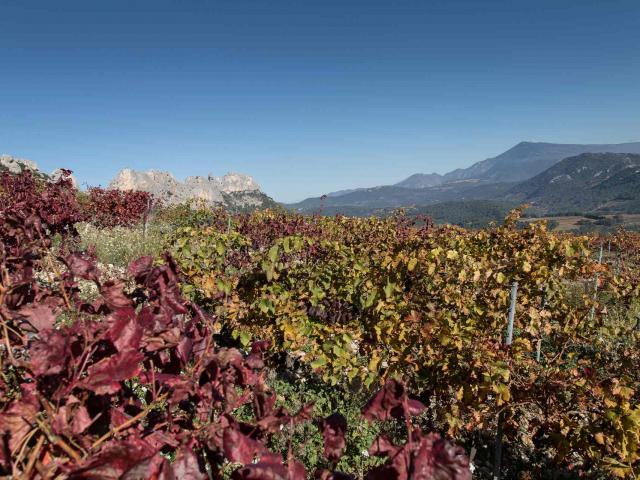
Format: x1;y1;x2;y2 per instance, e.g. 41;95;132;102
1;170;639;479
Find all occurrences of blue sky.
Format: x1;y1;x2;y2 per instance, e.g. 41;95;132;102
1;0;639;202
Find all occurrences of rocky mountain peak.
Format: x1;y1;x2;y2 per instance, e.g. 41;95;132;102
218;172;260;193
108;168;265;209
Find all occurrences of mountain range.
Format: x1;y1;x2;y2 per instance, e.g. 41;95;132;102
287;141;640;221
6;141;640;226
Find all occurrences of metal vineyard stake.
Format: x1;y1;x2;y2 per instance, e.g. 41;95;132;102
493;281;518;480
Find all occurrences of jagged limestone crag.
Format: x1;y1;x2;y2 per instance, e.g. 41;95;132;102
0;155;39;174
109;168;272;210
1;155;78;187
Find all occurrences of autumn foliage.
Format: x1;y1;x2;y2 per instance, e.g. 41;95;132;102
170;210;640;477
84;187;154;228
0;172;472;478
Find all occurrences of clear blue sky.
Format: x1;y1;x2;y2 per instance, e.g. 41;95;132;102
1;0;639;202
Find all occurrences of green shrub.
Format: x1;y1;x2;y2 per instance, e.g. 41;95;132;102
77;222;165;268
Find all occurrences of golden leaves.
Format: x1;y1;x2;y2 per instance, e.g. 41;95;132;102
166;210;640;475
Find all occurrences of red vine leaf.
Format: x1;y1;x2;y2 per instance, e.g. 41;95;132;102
317;413;347;462
78;349;144;395
362;379;426;422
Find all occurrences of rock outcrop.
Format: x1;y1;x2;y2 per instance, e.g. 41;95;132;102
109;168;273;211
0;155;39;174
1;155;78;186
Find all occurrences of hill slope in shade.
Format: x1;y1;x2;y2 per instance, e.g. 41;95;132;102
286;181;514;212
509;152;640;213
442;141;640;183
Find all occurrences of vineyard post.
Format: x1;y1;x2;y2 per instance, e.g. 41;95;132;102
493;281;518;480
505;281;518;345
227;214;232;234
536;290;546;363
143;196;152;239
589;244;604;321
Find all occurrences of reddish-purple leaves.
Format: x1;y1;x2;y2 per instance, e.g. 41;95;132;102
100;280;133;310
316;472;356;480
367;431;471;480
317;413;348;462
128;255;155;282
53;402;93;437
118;453;173;480
232;460;291;480
29;328;71;376
79;349;144;394
64;251;101;282
362;379;426;422
169;447;207;480
0;385;39;458
67;437;157;480
85;187;154;229
106;307;143;351
119;449;205;480
231;453;307;480
223;428;269;464
253;388;277;421
16;302;58;332
245;339;271;369
0;170;471;480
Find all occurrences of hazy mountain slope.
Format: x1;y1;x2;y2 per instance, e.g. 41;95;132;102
326;187;368;197
395;173;443;188
409;200;517;227
443;141;640;183
508;152;640;212
287;181;514;212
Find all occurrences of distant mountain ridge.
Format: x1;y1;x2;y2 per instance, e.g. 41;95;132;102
287;141;640;220
313;141;640;202
441;141;640;183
